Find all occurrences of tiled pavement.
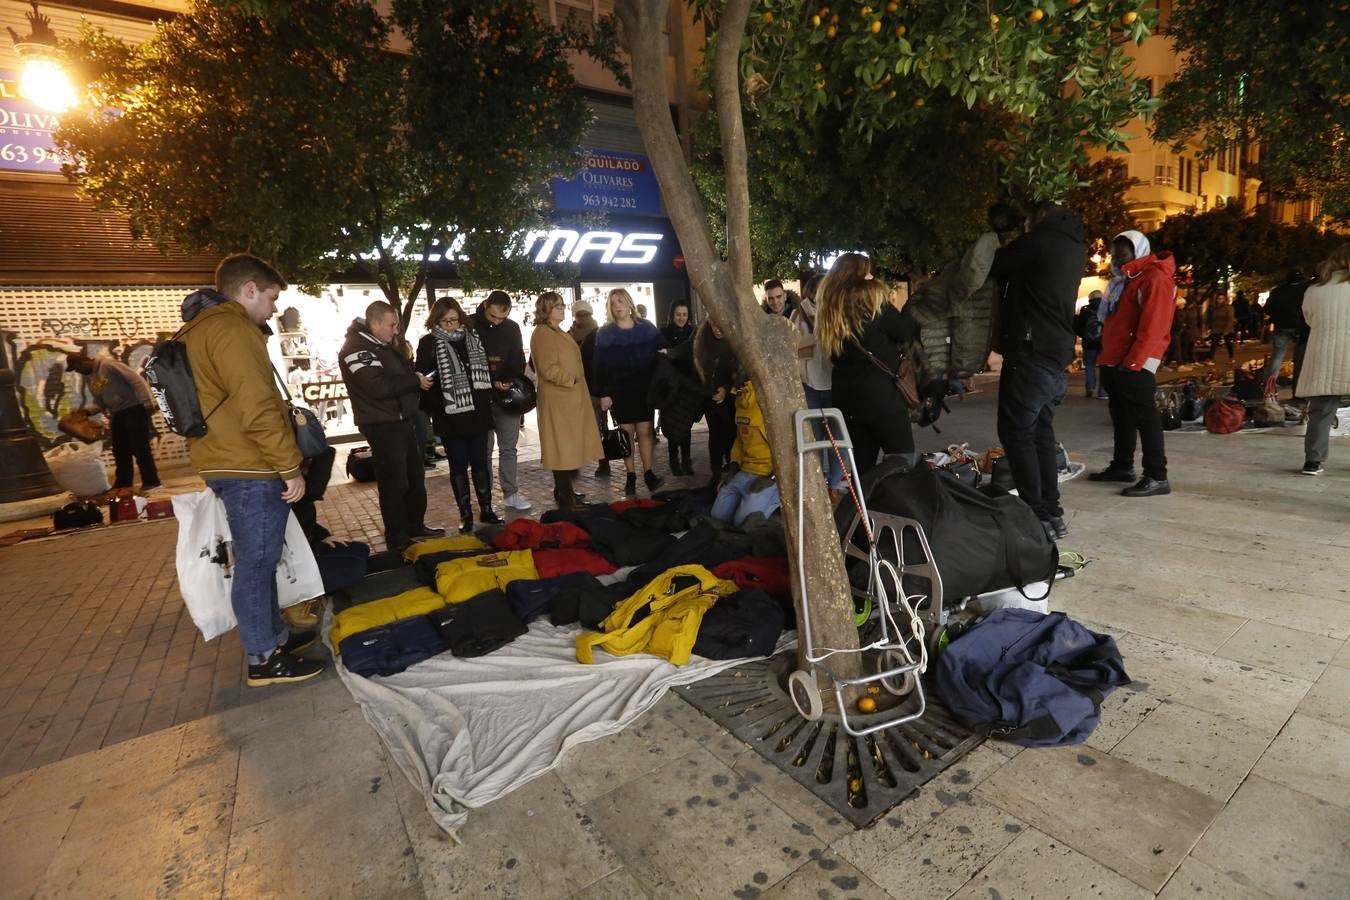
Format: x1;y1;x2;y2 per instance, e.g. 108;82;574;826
3;346;1350;898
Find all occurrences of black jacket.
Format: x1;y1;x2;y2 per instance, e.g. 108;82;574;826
338;319;422;427
471;307;526;383
648;342;706;439
413;333;494;439
992;207;1088;366
1264;282;1308;332
830;303;916;418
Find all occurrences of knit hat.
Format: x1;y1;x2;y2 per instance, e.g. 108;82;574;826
573;301;593;316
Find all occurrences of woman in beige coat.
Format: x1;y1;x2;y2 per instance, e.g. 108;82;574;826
1295;244;1350;475
531;292;604;507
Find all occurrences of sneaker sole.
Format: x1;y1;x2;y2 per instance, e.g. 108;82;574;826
1301;470;1323;476
245;667;325;687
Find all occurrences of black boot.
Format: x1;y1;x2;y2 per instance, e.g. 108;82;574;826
553;470;578;510
450;470;473;534
568;470;586;505
669;443;681;476
471;468;503;524
624;471;637;496
644;469;663;492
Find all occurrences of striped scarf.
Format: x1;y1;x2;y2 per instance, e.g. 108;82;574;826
432;326;491;416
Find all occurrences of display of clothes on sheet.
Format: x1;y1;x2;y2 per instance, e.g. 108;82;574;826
327;496;794;680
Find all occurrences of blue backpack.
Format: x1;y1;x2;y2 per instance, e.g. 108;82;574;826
934;609;1130;747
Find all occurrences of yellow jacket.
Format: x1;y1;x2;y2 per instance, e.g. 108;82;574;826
404;534;488;562
576;565;738;666
436;550;538;603
330;587;445;649
730;381;773;477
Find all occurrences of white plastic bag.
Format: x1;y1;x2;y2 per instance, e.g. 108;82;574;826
171;489;324;640
969;583;1050;617
44;441;110;496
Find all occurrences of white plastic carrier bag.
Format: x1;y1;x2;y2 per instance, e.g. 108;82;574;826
44;441;111;497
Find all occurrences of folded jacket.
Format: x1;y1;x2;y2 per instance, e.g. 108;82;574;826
576;565;738;666
339;616;448;677
413;548;494;586
506;573;596;623
692;589;785;660
435;550;538;603
618;503;697;533
491;518;591;551
609;498;664;514
334;566;427;612
583;518;676;568
428;589;528;657
548;577;634;629
538;505;622;532
711;557;791;597
404;534;488;562
314;540;370;594
626;521;738;586
533;547;618;579
331;586;445;648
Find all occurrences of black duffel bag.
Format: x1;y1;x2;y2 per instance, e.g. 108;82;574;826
836;458;1057;602
346;445;376;482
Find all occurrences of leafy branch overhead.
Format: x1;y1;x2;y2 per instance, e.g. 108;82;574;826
704;0;1158;202
54;0;622;326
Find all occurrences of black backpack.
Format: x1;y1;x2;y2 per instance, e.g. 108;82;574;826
143;315;223;438
1083;315;1104;343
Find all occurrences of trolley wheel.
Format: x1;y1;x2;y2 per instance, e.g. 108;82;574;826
875;649;915;697
788;670;824;721
852;593;874;628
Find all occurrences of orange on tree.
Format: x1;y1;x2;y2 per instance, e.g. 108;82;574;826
870;19;882;33
1028;8;1045;23
762;11;774;24
1121;10;1137;24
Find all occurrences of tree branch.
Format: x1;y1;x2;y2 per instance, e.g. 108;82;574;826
712;0;754;290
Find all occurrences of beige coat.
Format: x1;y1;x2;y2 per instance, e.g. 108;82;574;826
1295;278;1350;398
531;323;603;471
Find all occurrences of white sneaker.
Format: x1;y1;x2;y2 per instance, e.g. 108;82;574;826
503;493;532;511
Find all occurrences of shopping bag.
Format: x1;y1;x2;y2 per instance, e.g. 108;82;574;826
171;489;324;640
44;441;111;496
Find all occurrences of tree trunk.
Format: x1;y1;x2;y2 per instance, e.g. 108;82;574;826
616;0;862;689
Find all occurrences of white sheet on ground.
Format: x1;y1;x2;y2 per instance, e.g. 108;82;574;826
328;616;787;839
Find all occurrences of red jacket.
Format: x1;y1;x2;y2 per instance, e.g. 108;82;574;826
1098;252;1177;371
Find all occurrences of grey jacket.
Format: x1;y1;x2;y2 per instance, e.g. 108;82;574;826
88;357;153;413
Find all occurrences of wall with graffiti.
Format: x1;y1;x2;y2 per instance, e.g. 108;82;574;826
0;285;201;463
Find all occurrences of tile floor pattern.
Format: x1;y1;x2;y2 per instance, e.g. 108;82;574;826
2;352;1349;898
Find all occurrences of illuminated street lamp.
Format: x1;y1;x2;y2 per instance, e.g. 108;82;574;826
7;0;76;113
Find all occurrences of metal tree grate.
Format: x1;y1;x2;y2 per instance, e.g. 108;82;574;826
677;651;983;828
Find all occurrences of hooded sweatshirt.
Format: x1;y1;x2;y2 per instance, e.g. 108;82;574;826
338;318;422;427
991;205;1088;366
1098;233;1178;372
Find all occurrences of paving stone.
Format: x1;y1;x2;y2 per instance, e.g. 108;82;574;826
1157;857;1279;900
1251;713;1350;810
1085;684;1164;752
1056;586;1245;654
949;827;1153;900
974;745;1222;893
554;708;701;805
566;867;652;899
584;746;824;899
729;746;857;847
0;788;82;897
759;850;890;900
1214;619;1342;681
1110;699;1271;801
1191;775;1350;899
1295;661;1350;730
1332;638;1350;669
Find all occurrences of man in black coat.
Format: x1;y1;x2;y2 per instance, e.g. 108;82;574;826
1262;271;1308;382
990;201;1088;542
472;291;531;511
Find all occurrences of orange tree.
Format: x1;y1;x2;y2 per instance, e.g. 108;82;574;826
1154;0;1350;222
615;0;1158;681
54;0;618;331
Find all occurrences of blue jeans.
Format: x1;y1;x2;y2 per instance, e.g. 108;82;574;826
1265;329;1299;381
207;478;290;663
711;470;781;527
803;384;846;490
1083;347;1100;393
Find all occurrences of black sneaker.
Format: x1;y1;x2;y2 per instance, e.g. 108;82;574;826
411;524;446;538
1048;516;1069;540
1122;477;1171;498
246;652;325;687
1039;519;1058;543
277;629;317;655
1088;467;1137;483
1302;460;1325;476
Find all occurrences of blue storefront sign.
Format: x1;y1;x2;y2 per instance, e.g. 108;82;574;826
0;70;65;174
552;149;664;217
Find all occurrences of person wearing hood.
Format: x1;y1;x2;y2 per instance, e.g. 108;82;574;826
1074;290;1106;399
789;273;845;496
1089;230;1178;497
990;201;1088;541
414;297;502;533
339;301;443;554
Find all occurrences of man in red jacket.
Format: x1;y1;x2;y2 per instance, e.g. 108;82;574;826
1089;231;1177;497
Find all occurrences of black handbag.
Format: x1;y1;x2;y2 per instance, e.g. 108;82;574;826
601;427;633;461
272;367;328;459
346;446;377;482
54;501;103;530
1156;388;1181;430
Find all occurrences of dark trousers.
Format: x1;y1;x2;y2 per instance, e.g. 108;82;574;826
705;399;736;475
442;431;490;479
1100;366;1168;481
110;404;159;488
997;350;1067;520
839;403;915;476
359;419;427;547
1209;332;1236;361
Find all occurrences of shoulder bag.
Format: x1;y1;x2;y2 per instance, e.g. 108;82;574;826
271;366;328;459
850;337;920;408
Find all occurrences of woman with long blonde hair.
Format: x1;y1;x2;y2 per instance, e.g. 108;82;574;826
816;252;917;474
591;288;668;494
1295;243;1350;475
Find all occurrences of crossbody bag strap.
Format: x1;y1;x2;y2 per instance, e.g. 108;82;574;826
849;336;898;379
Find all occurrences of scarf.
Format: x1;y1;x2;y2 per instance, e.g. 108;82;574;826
1101;230;1152;321
432;326;491;416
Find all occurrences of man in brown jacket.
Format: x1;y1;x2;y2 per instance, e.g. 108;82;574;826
180;254;324;687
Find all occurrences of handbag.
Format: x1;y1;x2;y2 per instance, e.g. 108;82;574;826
1156;388;1181;430
1204;395;1247;434
851;338;920;408
601;427;633;461
1249;376;1285;427
271;367;328;459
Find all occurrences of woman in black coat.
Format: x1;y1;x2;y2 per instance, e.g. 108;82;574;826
661;302;695;348
816;252;917;475
647;339;705;476
694;319;739;487
414;297;502;532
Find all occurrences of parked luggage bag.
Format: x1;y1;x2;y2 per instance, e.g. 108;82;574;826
934;609;1131;747
346;445;377;482
1204;396;1246;434
837;460;1057;602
